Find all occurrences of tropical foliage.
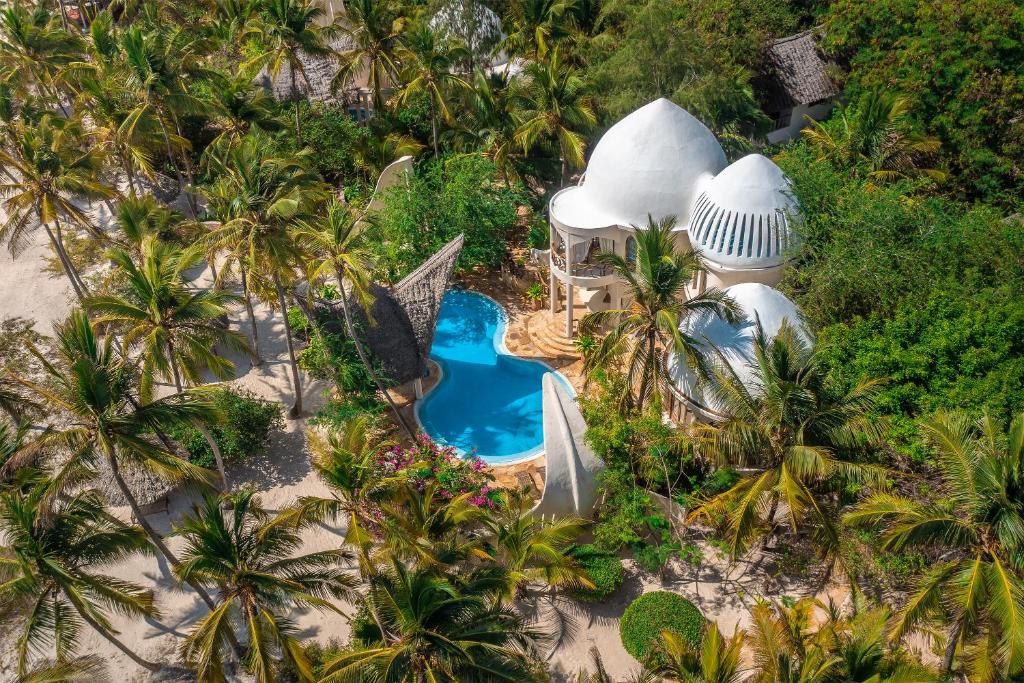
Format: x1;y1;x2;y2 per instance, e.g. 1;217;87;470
0;0;1021;679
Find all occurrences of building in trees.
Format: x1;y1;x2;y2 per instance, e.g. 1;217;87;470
663;282;810;422
756;30;840;144
546;98;802;337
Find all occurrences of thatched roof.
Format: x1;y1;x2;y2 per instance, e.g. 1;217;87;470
92;458;174;508
254;36;353;104
762;30;839;109
149;667;197;682
393;234;465;363
297;234;465;386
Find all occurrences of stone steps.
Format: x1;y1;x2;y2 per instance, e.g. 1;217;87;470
524;312;580;359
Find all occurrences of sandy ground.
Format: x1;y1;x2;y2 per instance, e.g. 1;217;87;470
0;215;844;682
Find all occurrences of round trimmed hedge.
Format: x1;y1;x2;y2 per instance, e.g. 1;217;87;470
569;544;624;602
619;591;704;661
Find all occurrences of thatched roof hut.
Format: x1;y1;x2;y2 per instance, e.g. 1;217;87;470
92;458;174;515
297;234;465;386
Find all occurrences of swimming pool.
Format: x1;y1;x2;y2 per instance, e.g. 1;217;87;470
415;290;571;463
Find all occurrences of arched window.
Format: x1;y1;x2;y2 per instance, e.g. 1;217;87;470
625;236;638;265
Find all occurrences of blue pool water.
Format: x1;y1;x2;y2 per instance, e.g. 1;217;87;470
415;290;570;463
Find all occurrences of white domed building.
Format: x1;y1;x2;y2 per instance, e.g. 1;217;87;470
547;98;801;337
664;282;811;422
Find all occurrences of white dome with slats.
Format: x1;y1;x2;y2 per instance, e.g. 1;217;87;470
688;154;800;269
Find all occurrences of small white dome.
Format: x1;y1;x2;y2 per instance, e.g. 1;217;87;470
668;283;810;416
552;99;726;231
688;154;800;269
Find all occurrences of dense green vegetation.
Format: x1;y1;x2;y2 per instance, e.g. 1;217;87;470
169;388;284;469
0;0;1021;680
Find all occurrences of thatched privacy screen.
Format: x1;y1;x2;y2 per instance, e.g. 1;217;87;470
296;234;465;385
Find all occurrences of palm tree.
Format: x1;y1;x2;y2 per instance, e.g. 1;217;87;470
11;309;221;610
353;131;423;181
294;199;416;437
689;322;886;559
802;89;946;182
110;193;190;248
514;48;595;184
204;68;285;153
0;2;83;113
87;236;249;488
450;69;526;185
175;489;356;683
74;72;163;198
647;622;746;683
376;483;487;570
746;597;939;683
318;560;542;683
397;24;471;157
502;0;573;61
15;655;109;683
283;416;392;555
118;24;213;202
203;130;327;416
246;0;335;142
825;600;941;683
0;421;31;484
86;237;248;402
0;484;159;674
844;410;1024;679
209;0;262;56
579;216;738;412
0;115;116;300
333;0;404;113
479;487;590;598
747;598;841;683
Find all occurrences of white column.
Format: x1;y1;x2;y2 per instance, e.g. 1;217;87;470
564;232;574;338
549;262;558;315
414;377;424;399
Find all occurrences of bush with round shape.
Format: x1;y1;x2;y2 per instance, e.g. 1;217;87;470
569;544;624;602
620;591;703;662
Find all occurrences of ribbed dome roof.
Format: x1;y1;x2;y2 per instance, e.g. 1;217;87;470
688;154;800;269
551;99;726;231
667;283;810;416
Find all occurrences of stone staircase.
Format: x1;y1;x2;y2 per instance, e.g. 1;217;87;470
523;310;581;359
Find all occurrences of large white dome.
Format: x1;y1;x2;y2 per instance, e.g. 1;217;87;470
668;283;810;417
551;99;726;231
688;154;800;269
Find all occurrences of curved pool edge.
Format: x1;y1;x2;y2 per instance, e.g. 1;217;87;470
412;289;576;467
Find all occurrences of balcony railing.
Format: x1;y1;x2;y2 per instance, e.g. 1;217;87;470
550;252;614;278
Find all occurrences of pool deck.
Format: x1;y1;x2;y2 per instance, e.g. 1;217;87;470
385;269;590;495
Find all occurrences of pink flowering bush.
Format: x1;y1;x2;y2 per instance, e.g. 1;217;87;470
374;435;497;507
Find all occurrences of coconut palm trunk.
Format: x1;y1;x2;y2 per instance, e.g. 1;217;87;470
104;450;219;612
194;419;229;491
334;265;416;439
429;96;440;158
273;272;303;418
240;266;263;365
43;223;85;301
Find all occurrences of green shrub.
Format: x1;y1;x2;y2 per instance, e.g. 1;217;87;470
527;219;549;250
620;591;704;662
310;394;388;432
169;388;283;469
569;544;624;602
366;154;528;282
288;103;368;183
